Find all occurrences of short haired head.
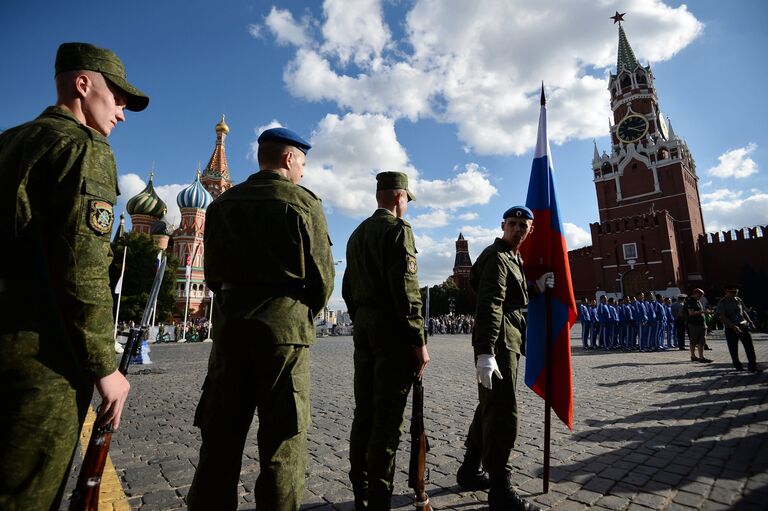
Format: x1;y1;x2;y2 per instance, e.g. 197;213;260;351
55;42;149;111
503;206;534;221
376;171;415;201
724;284;739;295
257;127;312;154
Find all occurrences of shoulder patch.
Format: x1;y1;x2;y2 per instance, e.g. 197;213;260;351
88;200;114;234
407;254;418;274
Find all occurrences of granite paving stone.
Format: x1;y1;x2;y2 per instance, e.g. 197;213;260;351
63;328;768;510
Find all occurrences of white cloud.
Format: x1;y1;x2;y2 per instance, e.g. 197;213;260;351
458;212;479;221
701;189;768;231
410;209;450;229
264;7;311;47
265;0;703;155
563;222;592;249
302;112;414;216
246;23;263;39
700;188;742;202
321;0;391;67
250;112;496;218
415;163;497;209
707;143;759;179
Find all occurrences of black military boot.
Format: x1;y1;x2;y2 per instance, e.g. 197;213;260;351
488;473;541;511
457;463;491;490
353;485;368;511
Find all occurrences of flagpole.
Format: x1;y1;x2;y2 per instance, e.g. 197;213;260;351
182;244;200;341
541;82;553;494
113;246;127;340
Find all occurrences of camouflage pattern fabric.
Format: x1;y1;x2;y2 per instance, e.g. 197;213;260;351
342;209;425;505
464;238;529;477
188;170;334;510
0;106;119;510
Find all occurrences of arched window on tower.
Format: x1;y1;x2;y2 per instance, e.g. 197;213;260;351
602;162;613;175
636;72;647;86
620;73;632;92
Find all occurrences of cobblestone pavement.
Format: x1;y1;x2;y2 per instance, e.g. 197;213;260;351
66;328;768;510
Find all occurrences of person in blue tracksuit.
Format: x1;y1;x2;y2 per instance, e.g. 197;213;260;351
621;296;634;349
633;293;646;351
643;292;658;351
607;298;620;349
597;295;611;349
666;297;676;348
589;299;600;349
654;294;667;349
579;298;592;350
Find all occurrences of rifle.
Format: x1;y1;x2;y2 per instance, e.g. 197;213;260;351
70;256;167;510
408;375;432;511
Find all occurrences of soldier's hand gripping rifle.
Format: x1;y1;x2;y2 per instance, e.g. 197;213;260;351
70;256;167;511
408;375;433;510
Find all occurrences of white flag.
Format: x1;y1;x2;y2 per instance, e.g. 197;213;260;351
114;247;127;294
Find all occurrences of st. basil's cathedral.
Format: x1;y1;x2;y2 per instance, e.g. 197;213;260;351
115;116;233;319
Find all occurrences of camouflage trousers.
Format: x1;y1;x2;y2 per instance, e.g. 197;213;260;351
0;332;92;511
463;347;520;477
187;321;311;511
349;311;414;507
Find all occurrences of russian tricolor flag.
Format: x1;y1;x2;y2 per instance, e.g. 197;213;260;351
520;85;576;430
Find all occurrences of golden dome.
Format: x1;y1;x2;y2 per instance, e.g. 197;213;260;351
215;114;229;134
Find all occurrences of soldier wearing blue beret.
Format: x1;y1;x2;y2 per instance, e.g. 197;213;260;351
456;205;549;511
0;42;147;509
188;126;335;510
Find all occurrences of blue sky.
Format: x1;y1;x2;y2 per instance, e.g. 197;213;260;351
3;0;767;310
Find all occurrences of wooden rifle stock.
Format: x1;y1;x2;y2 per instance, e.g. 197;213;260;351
70;257;167;510
408;376;432;510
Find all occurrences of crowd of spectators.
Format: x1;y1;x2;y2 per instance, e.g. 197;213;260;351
427;314;474;335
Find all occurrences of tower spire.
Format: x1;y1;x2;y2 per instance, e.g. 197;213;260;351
616;18;640;71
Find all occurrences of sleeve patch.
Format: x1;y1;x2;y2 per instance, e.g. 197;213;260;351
88;200;114;234
407;255;418;274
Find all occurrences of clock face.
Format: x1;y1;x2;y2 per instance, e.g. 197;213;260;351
617;114;649;143
657;112;669;140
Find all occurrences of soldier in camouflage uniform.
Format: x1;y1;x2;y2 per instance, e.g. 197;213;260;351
0;43;148;510
187;127;335;511
342;171;430;511
456;206;550;511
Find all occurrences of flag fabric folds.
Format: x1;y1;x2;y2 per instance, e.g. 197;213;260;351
520;88;577;430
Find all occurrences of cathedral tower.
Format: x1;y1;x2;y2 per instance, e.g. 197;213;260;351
173;169;213;317
200;115;233;198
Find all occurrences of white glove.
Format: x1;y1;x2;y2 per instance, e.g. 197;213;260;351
476;354;502;390
534;272;555;294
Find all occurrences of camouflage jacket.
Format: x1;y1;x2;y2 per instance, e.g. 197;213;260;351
342;209;425;347
0;106;119;382
204;171;335;345
470;238;529;356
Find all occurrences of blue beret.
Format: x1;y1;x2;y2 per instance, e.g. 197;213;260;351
503;206;534;220
258;127;312;154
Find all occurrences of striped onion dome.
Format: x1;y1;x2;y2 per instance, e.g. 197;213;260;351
177;170;213;210
126;172;167;218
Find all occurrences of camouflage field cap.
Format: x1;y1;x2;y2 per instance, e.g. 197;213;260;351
55;42;149;112
376;171;415;201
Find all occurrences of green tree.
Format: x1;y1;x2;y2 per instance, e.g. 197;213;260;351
420;276;473;316
109;232;179;324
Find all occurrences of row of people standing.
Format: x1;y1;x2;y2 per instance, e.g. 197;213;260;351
578;292;683;352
